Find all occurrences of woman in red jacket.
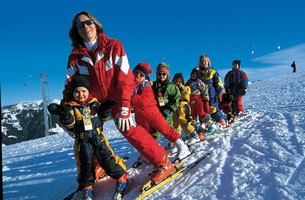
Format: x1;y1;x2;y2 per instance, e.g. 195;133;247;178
62;11;189;188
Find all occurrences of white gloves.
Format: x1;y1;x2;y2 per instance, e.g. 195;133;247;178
115;106;135;132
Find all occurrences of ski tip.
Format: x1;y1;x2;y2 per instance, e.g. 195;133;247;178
140;180;152;192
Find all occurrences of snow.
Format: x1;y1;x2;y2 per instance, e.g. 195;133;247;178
3;71;305;200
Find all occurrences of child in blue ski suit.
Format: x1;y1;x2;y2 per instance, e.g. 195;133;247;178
224;60;249;117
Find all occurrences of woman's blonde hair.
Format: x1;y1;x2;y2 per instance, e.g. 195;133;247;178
198;54;211;67
69;11;103;48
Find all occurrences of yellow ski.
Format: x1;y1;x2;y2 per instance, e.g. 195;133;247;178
135;151;211;200
136;166;187;200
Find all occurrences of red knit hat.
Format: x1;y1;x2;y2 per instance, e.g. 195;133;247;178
133;62;153;80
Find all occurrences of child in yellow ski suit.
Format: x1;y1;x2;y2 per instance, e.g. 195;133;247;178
172;73;204;145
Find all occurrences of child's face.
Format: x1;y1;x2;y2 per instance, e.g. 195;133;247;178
200;57;209;68
157;71;168;82
133;69;146;83
232;63;239;69
173;78;182;87
191;73;197;79
73;87;89;102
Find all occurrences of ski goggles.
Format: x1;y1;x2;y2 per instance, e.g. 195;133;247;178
76;20;94;28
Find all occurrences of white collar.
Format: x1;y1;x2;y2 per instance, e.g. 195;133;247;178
84;37;98;51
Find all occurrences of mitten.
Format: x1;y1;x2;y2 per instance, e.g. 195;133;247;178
59;109;74;127
89;102;100;115
98;100;118;121
47;103;65;115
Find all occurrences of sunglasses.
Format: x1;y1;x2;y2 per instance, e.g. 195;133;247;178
134;71;145;78
76;20;94;28
158;72;167;77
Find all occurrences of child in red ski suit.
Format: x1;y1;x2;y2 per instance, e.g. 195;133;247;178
130;62;191;182
185;68;210;132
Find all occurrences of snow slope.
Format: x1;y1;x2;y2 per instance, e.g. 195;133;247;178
3;71;305;200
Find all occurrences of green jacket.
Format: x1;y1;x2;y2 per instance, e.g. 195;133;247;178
152;79;181;113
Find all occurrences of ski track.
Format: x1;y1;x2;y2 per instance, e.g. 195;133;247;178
285;157;305;185
213;108;305;200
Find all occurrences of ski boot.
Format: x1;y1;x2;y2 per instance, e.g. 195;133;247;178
70;186;93;200
113;173;128;200
218;119;230;130
197;131;207;141
174;138;191;160
151;155;176;184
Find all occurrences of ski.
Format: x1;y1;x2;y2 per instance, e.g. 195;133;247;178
135;151;211;200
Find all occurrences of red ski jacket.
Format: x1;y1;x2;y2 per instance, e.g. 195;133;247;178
62;32;134;108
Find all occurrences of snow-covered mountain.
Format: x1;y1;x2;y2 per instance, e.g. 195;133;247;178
2;71;305;200
1;100;61;145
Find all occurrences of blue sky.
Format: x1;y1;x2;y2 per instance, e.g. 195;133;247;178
1;0;305;106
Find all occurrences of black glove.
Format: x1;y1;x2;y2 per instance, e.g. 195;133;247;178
47;103;66;115
59;110;74;126
241;89;247;96
98;100;118;121
89;102;100;115
48;103;73;126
